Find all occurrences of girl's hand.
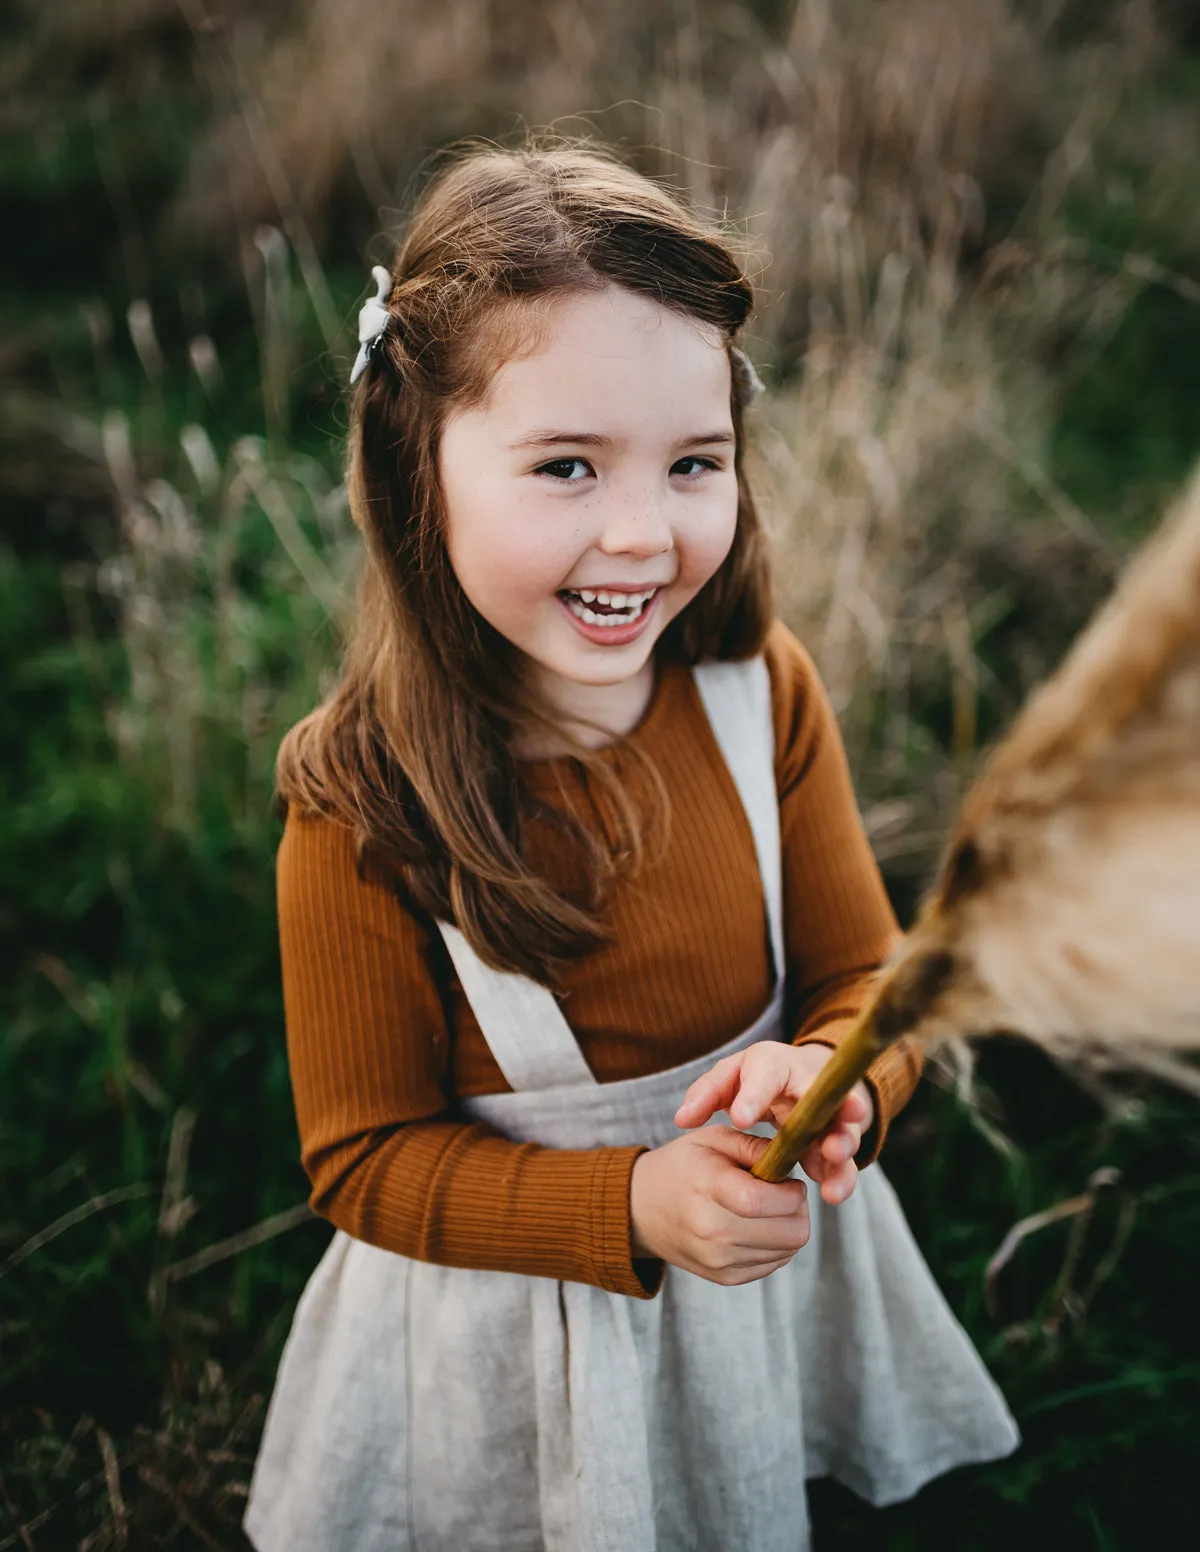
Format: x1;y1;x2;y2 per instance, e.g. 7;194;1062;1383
629;1128;810;1285
674;1042;873;1206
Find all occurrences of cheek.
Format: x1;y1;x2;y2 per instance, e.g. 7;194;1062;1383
445;488;581;616
679;487;740;588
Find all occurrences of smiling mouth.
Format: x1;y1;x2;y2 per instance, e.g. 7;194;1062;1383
558;586;661;628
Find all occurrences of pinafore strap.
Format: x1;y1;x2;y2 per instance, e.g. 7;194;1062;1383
691;656;784;981
435;656;782;1093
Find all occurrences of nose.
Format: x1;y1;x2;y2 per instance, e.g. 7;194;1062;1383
597;490;673;558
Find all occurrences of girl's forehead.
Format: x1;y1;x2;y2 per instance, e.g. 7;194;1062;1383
478;287;732;434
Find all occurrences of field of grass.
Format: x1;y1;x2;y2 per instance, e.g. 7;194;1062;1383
3;2;1200;1546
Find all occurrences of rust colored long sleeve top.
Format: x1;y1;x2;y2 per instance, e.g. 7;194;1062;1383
278;621;920;1299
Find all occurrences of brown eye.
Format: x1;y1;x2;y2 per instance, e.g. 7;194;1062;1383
671;456;718;477
535;458;592;482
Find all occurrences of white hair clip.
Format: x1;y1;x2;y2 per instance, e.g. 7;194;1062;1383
730;346;766;401
350;265;393;385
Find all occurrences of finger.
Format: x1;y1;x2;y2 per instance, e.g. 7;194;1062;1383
819;1160;858;1206
799;1143;835;1185
799;1145;849;1194
710;1161;809;1220
692;1250;797;1286
695;1125;773;1173
820;1122;862;1165
835;1084;873;1130
675;1054;747;1128
718;1255;799;1286
799;1137;861;1184
727;1047;801;1129
714;1245;802;1270
713;1208;811;1256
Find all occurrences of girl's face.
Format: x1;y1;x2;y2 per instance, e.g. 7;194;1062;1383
439;286;739;736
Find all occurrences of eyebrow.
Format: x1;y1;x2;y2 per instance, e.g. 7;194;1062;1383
507;429;736;451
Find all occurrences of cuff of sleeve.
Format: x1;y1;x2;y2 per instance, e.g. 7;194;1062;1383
858;1036;923;1163
590;1145;664;1299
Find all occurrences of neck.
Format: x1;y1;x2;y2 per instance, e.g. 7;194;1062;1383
515;659;657;758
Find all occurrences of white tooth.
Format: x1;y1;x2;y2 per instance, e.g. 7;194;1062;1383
596;591;611;605
583;607;602;625
609;591;628;608
580;590;596;603
601;614;622;628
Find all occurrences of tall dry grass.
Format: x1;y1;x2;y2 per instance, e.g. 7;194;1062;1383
69;0;1182;870
11;0;1189;934
92;410;352;837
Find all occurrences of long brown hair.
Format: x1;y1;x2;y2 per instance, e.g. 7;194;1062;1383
276;141;773;981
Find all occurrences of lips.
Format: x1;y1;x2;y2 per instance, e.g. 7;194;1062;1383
555;587;662;645
559;586;659;627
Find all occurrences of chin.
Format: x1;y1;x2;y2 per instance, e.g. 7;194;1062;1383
552;650;653;687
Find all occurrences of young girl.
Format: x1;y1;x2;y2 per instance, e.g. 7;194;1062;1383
244;143;1017;1552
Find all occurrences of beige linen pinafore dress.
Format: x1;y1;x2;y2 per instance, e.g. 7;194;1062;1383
244;657;1018;1552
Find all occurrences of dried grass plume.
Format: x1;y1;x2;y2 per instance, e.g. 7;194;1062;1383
756;463;1200;1181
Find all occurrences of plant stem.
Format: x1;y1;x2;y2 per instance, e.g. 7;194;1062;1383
752;1008;887;1182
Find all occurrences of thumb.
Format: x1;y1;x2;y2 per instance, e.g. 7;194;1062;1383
696;1125;772;1172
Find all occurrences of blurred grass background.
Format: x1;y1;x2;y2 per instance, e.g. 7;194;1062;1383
3;0;1200;1546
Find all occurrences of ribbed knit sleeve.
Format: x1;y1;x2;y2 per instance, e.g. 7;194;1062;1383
764;622;922;1161
278;814;655;1298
